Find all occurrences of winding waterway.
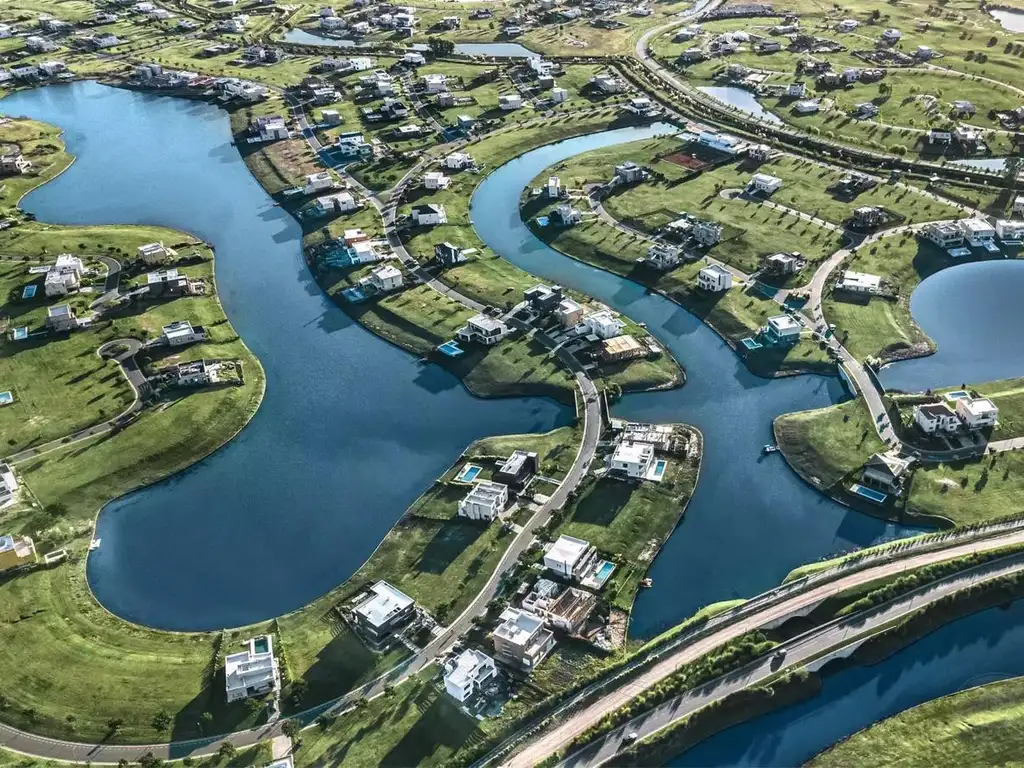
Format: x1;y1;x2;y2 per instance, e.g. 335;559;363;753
672;599;1024;766
469;128;924;637
2;81;570;630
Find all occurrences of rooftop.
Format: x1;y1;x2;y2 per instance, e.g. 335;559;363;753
546;534;591;567
494;607;545;646
354;580;414;628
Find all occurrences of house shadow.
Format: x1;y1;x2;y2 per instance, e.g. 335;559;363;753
570;477;632;527
169;669;262;756
415;518;487;574
298;626;385;708
380;689;480;767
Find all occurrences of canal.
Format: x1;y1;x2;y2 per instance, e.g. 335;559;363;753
470;127;925;637
1;81;571;631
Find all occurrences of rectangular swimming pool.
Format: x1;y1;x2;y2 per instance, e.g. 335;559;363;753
454;464;482;483
253;636;270;655
21;285;36;299
0;391;12;406
849;484;888;504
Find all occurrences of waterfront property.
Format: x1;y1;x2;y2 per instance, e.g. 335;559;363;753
443;649;497;703
544;534;597;581
520;577;597;634
697;263;732;292
860;452;913;495
224;635;280;703
161;320;207;346
137;241;176;263
457;480;509;522
456;314;508;346
835;271;882;295
763;314;802;346
491;607;556;671
914;402;961;434
955;396;999;430
0;533;36;572
43;254;84;297
609;440;655;479
494;450;538;488
351;580;417;646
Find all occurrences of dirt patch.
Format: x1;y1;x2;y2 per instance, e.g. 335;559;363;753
662;151;711;171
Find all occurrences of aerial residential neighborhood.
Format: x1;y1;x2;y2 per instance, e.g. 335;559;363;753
1;0;1024;765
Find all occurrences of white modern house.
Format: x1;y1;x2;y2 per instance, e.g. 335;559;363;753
1013;195;1024;217
995;220;1024;242
44;254;85;297
959;218;996;247
352;581;416;644
499;93;523;110
314;191;359;215
421;73;447;93
646;243;680;270
410;204;447;226
161;320;206;347
492;608;555;671
0;464;18;510
456;314;508;346
304;171;336;195
914;403;961;434
581;309;624;340
764;314;802;345
46;304;79;332
955;397;999;430
424;171;451;190
921;221;964;249
445;152;474;170
443;649;497;703
225;636;280;703
698;264;733;292
546;176;561;199
543;535;596;580
692;219;723;247
367;264;403;292
138;241;176;264
458;481;508;522
835;270;881;294
748;173;783;195
609;440;655;478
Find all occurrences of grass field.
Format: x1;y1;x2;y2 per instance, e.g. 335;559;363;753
774;397;887;489
907;451;1024;525
554;453;700;611
809;676;1024;767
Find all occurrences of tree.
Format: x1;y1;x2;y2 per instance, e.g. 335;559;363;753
217;742;237;761
199;711;214;734
281;719;300;739
1004;156;1023;193
138;754;163;768
151;711;171;732
107;718;123;735
428;37;454;56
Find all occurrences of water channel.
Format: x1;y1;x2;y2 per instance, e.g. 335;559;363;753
672;599;1024;766
697;86;783;125
469;127;924;637
878;260;1024;392
1;81;571;631
990;8;1024;33
282;28;536;57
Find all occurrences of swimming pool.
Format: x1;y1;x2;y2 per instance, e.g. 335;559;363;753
455;464;482;483
849;484;888;504
0;391;13;406
253;636;270;654
652;460;667;480
944;390;970;401
438;340;465;357
21;285;37;299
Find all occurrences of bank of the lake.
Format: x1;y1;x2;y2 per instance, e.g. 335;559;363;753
2;81;571;630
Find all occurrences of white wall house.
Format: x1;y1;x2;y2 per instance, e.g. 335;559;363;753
955;397;999;430
1013;195;1024;217
835;270;881;294
424;171;451;190
443;649;497;702
914;403;961;434
921;222;964;249
314;191;358;215
457;314;507;346
410;204;447;226
445;152;474;170
44;254;84;297
225;636;280;703
499;93;522;110
138;241;176;264
304;171;336;195
646;243;680;270
748;173;783;195
546;176;561;199
492;608;556;671
0;464;19;510
581;309;624;340
162;320;205;347
698;264;732;292
457;480;508;522
609;440;654;478
543;535;595;580
421;73;446;93
995;220;1024;241
959;218;996;246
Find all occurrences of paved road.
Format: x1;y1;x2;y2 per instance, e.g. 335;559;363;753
562;551;1024;767
501;525;1024;767
89;254;123;309
4;339;147;465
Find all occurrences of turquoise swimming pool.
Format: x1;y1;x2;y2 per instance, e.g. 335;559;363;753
455;464;482;483
652;460;667;480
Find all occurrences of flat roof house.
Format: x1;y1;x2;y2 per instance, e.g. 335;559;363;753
1013;195;1024;217
0;534;36;572
546;176;561;199
764;253;803;277
352;581;416;644
921;221;964;249
995;220;1024;242
835;270;881;294
458;480;509;522
138;241;176;264
314;191;358;215
551;204;582;226
46;304;78;332
161;320;206;347
424;171;451;190
499;93;523;110
0;150;31;175
646;243;680;270
44;253;84;297
861;452;912;494
445;152;474;170
175;359;213;387
959;218;996;246
367;264;403;293
555;297;584;328
524;283;563;314
582;309;624;340
748;173;783;195
544;535;596;581
0;464;18;510
492;608;556;671
225;635;281;703
955;397;999;430
443;649;497;703
698;263;732;292
692;219;723;247
304;171;335;194
495;450;538;488
914;402;961;434
615;161;645;184
763;314;801;345
609;440;655;479
457;314;507;346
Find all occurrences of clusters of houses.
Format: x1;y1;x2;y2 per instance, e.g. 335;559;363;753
920;216;1024;253
913;393;999;436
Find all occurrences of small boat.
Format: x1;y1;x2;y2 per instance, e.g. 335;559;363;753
640;578;653;588
763;444;779;454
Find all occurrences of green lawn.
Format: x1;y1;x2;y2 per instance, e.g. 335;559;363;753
907;451;1024;525
810;676;1024;768
554;451;699;611
774;398;887;489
